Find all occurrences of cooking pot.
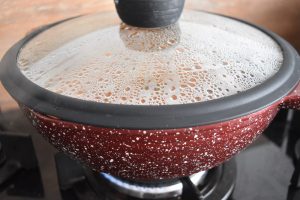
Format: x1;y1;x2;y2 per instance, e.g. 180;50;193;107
0;0;299;181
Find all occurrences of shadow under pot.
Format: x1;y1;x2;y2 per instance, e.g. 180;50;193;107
0;10;299;181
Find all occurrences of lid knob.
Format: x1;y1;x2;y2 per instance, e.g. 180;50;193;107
114;0;185;28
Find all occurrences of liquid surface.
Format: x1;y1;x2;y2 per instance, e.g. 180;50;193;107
18;11;283;105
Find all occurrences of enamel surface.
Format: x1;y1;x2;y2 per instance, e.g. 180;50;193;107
24;104;279;181
280;83;300;110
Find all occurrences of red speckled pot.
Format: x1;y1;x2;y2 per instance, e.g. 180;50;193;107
1;11;300;182
22;83;300;181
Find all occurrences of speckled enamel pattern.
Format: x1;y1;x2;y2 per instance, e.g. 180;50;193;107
23;83;300;181
280;82;300;110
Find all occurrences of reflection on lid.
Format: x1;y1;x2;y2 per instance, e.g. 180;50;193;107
18;11;283;106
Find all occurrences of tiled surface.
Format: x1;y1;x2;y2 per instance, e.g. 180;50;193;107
1;0;300;112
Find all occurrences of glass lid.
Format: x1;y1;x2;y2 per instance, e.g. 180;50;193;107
17;10;283;106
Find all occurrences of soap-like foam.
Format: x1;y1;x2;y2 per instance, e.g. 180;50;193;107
18;11;283;105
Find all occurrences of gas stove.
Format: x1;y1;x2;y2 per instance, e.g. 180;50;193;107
0;109;299;200
55;153;235;200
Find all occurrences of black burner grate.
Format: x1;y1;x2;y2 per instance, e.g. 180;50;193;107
55;152;236;200
0;132;44;198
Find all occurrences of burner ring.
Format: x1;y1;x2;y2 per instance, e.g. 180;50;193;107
96;159;236;199
100;171;207;199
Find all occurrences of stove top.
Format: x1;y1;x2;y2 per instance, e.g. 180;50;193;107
0;109;299;200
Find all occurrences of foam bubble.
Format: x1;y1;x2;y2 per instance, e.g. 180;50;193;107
18;11;283;105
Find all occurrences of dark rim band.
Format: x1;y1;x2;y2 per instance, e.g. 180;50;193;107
0;12;299;129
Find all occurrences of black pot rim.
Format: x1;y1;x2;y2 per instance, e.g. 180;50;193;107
0;11;299;130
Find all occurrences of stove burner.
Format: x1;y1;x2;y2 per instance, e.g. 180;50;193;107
55;152;236;200
100;171;207;199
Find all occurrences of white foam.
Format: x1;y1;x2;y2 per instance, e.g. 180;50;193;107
18;11;283;105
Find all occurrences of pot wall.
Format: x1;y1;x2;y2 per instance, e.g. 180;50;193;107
23;103;279;181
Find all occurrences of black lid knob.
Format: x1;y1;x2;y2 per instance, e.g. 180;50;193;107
114;0;185;28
